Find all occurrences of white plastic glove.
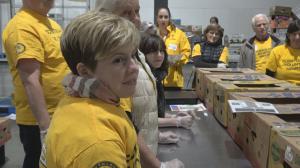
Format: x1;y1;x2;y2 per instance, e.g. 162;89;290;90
40;129;48;143
159;131;179;144
217;63;227;68
176;115;194;129
161;158;185;168
168;55;182;65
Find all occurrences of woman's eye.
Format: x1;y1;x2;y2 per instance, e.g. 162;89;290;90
113;58;124;64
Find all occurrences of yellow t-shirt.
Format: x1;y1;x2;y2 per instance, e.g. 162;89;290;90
40;96;141;168
2;8;69;125
120;97;132;112
163;26;191;88
254;37;272;73
266;45;300;85
191;43;229;64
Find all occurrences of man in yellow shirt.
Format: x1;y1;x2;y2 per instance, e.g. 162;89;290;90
2;0;69;167
40;11;141;168
240;13;281;73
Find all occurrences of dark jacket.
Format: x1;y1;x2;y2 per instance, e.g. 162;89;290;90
239;34;282;69
192;41;225;68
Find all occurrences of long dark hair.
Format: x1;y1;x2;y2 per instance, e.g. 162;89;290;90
156;7;176;31
286;20;300;46
139;33;169;73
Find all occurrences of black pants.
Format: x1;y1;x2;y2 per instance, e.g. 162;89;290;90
18;125;41;168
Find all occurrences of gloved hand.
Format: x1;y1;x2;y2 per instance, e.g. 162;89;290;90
168;55;182;65
176;115;194;129
217;63;227;68
40;129;48;143
159;131;179;144
161;158;185;168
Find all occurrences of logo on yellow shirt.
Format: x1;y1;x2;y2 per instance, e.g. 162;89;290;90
15;43;26;54
93;161;118;168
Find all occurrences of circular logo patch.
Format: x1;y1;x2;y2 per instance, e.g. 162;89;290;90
93;161;118;168
16;43;26;54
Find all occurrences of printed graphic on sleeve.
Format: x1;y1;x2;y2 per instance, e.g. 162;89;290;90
93;161;118;168
15;43;26;55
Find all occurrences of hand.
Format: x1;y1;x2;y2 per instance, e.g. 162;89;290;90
217;63;227;68
159;131;179;144
168;55;182;65
161;158;185;168
180;110;201;120
40;129;48;143
177;115;194;129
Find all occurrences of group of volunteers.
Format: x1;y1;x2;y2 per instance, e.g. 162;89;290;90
2;0;300;167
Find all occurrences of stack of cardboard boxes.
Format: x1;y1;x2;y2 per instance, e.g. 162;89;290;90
194;67;300;168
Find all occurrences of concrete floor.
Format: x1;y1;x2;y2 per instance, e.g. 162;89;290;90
0;62;251;168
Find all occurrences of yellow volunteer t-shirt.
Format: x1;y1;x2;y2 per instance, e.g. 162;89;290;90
254;37;272;73
191;43;229;64
120;97;132;112
40;96;141;168
266;45;300;85
2;8;69;125
163;26;191;88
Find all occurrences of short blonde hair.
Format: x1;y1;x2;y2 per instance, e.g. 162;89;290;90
61;11;140;74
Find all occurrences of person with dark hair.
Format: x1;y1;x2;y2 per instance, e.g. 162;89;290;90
240;13;282;72
210;16;219;25
191;24;229;68
156;7;191;90
266;20;300;85
140;33;194;134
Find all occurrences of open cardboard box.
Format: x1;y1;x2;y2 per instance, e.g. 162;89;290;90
227;92;300;168
194;68;256;101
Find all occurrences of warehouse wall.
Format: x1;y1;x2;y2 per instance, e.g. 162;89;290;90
140;0;300;38
1;0;300;40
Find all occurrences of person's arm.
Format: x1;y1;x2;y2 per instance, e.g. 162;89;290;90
178;31;191;64
17;59;50;131
219;47;229;65
138;133;161;168
266;47;278;78
239;43;247;68
192;56;218;68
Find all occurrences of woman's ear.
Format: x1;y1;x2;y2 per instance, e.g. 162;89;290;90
76;63;93;77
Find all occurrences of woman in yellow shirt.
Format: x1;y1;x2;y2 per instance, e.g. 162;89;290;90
266;20;300;85
191;24;229;68
156;7;191;89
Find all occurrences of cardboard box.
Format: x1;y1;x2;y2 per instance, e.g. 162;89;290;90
227;92;300;168
194;68;256;101
270;6;292;16
242;114;284;168
205;74;276;113
269;124;300;168
0;117;11;146
214;80;299;127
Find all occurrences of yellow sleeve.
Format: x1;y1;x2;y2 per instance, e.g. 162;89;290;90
192;44;201;57
179;31;191;64
219;47;229;64
73;141;126;168
266;48;278;72
120;97;132;112
13;26;45;65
